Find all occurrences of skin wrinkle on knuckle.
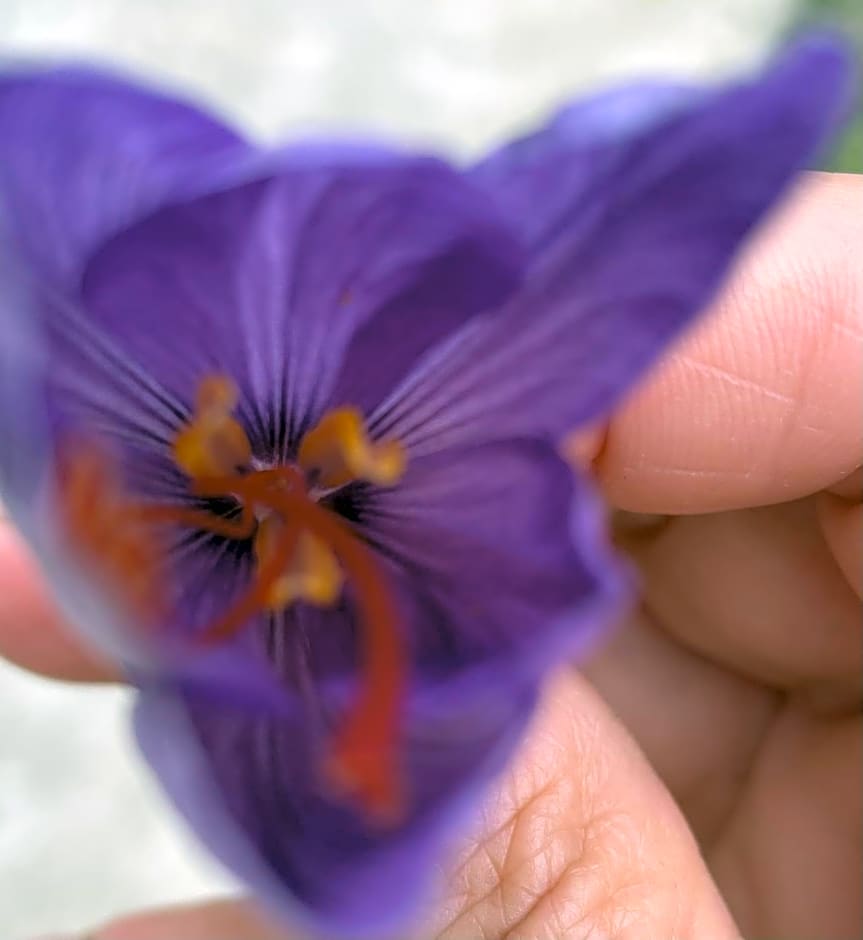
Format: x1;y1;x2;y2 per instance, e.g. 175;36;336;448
497;815;588;938
766;287;828;482
441;779;581;937
570;813;665;937
758;197;863;491
438;701;602;938
502;810;689;940
448;775;561;889
441;770;674;940
671;281;801;486
450;817;621;940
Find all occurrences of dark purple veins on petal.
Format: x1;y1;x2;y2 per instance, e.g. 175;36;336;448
66;155;520;463
368;36;855;454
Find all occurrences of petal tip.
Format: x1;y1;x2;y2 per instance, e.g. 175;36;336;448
779;29;859;102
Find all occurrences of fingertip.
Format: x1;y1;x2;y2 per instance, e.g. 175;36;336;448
595;171;863;513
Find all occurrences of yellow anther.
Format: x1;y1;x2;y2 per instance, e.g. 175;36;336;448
298;407;406;490
173;375;252;479
254;515;343;610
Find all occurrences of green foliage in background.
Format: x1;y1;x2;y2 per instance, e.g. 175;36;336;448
795;0;862;171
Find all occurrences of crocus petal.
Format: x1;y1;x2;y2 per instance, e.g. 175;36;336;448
70;154;520;452
0;231;47;516
327;234;520;418
0;65;249;285
0;62;248;522
369;36;855;454
358;438;625;681
236;440;624;692
470;80;696;252
134;667;536;939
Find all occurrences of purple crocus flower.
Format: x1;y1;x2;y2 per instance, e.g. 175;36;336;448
0;36;853;939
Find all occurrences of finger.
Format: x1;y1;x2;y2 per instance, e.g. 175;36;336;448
0;518;114;681
95;898;288;940
580;606;777;846
621;498;862;698
435;671;741;939
709;707;862;939
591;171;863;514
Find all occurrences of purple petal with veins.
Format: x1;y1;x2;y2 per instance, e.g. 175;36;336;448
0;34;854;939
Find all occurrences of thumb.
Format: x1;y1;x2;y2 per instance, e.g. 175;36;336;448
434;671;740;939
85;673;740;940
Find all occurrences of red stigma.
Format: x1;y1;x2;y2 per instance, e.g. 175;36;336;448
134;464;407;822
58;381;410;824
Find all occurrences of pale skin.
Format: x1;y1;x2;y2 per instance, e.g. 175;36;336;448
0;172;860;940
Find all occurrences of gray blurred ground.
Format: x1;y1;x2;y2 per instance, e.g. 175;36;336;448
0;0;806;935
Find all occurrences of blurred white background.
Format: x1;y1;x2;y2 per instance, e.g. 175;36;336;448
1;0;800;935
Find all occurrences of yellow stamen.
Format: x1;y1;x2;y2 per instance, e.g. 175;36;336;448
298;407;405;489
173;375;252;479
154;380;410;820
254;515;343;610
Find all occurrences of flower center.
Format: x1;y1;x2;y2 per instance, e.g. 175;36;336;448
57;376;409;823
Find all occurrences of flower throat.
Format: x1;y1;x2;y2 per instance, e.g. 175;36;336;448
59;376;408;824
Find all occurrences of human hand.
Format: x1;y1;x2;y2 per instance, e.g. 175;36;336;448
2;171;860;940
